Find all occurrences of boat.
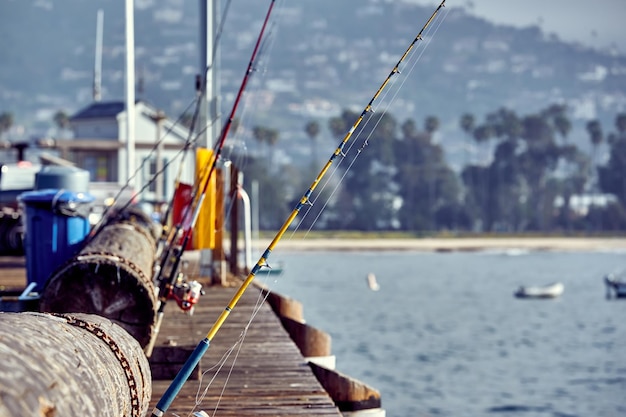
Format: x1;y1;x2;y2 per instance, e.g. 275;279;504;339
604;273;626;298
367;272;380;291
514;282;564;299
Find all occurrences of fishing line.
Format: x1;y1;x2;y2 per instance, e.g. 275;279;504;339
155;0;279;270
292;7;450;236
213;15;283;233
151;2;446;415
150;0;237;245
190;337;243;417
86;96;199;237
193;6;450;409
189;285;272;417
147;0;280;360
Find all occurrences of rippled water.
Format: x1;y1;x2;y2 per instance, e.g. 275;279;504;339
263;249;626;417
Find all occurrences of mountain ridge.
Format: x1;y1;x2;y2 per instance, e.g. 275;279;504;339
1;0;624;148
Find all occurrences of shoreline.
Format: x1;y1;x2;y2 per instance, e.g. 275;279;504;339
257;237;626;252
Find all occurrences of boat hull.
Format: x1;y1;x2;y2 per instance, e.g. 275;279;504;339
514;282;564;299
604;275;626;298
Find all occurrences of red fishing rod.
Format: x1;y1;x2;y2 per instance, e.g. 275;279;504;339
155;0;236;250
146;0;277;357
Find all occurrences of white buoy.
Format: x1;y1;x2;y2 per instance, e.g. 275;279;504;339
367;273;380;291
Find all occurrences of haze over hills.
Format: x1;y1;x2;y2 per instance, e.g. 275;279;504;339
1;0;625;165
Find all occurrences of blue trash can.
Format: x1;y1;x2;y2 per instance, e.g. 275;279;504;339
18;189;94;292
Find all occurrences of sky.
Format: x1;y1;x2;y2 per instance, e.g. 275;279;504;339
404;0;626;53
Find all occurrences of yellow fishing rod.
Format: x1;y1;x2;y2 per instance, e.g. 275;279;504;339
151;1;446;415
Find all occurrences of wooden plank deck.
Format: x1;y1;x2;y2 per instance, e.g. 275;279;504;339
149;274;343;416
0;255;343;417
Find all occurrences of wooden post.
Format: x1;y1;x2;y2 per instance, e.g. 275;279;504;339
309;362;382;412
211;168;226;285
229;165;239;274
39;206;159;348
0;312;151;417
262;289;305;322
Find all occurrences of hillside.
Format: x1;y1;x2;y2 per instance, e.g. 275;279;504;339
1;0;625;155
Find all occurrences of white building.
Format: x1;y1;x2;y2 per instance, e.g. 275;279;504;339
60;100;196;202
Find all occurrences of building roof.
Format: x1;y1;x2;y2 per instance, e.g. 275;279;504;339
69;100;192;144
70;101;127;121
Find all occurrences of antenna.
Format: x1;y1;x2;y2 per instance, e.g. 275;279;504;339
93;9;103;102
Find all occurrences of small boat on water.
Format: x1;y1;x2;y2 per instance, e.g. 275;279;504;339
604;273;626;298
514;282;564;299
367;272;380;291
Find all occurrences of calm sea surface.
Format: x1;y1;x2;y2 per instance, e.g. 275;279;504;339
260;249;626;417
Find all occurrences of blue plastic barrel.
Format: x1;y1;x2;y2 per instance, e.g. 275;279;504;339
18;189;94;291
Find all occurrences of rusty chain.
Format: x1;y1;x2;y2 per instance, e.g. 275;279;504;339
55;313;142;417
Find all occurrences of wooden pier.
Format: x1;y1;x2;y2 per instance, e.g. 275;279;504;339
0;254;372;416
148;266;343;416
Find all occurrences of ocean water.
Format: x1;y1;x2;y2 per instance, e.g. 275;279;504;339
260;248;626;417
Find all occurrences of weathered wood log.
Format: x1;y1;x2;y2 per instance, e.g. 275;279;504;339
279;316;332;357
261;289;304;322
0;312;151;417
309;362;382;412
39;207;160;348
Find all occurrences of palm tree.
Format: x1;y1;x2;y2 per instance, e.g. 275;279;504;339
472;124;494;165
53;110;71;138
253;125;268;155
328;116;346;139
586;119;603;166
554;114;572;143
460;113;475;135
304;120;320;167
401;118;418;139
424;115;439;135
253;126;279;168
459;113;475;167
615;112;626;139
0;112;13;140
266;128;279;168
585;119;604;229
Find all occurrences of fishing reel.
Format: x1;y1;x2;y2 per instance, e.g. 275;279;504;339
168;273;205;315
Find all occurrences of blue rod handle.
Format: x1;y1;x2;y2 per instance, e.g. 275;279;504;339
151;338;210;416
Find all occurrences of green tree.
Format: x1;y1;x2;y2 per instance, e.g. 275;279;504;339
0;112;13;139
598;113;626;209
340;111;398;230
401;118;418;139
328;111;352;138
586;119;603;166
459;113;475;164
556;145;591;230
543;105;572;144
615;112;626;139
53;110;71;138
304;120;320;167
252;126;279;168
395;123;461;231
424;115;439;135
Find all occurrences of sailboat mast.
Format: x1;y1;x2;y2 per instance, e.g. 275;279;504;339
93;9;103;102
199;0;220;149
199;0;222;278
125;0;136;185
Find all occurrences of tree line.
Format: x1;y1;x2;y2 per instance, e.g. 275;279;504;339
238;104;626;233
2;105;625;234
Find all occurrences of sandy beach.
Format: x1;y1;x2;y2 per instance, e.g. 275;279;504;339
259;236;626;252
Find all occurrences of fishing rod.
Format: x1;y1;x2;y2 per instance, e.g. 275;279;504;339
150;1;446;415
157;0;236;241
146;0;278;357
90;0;236;247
